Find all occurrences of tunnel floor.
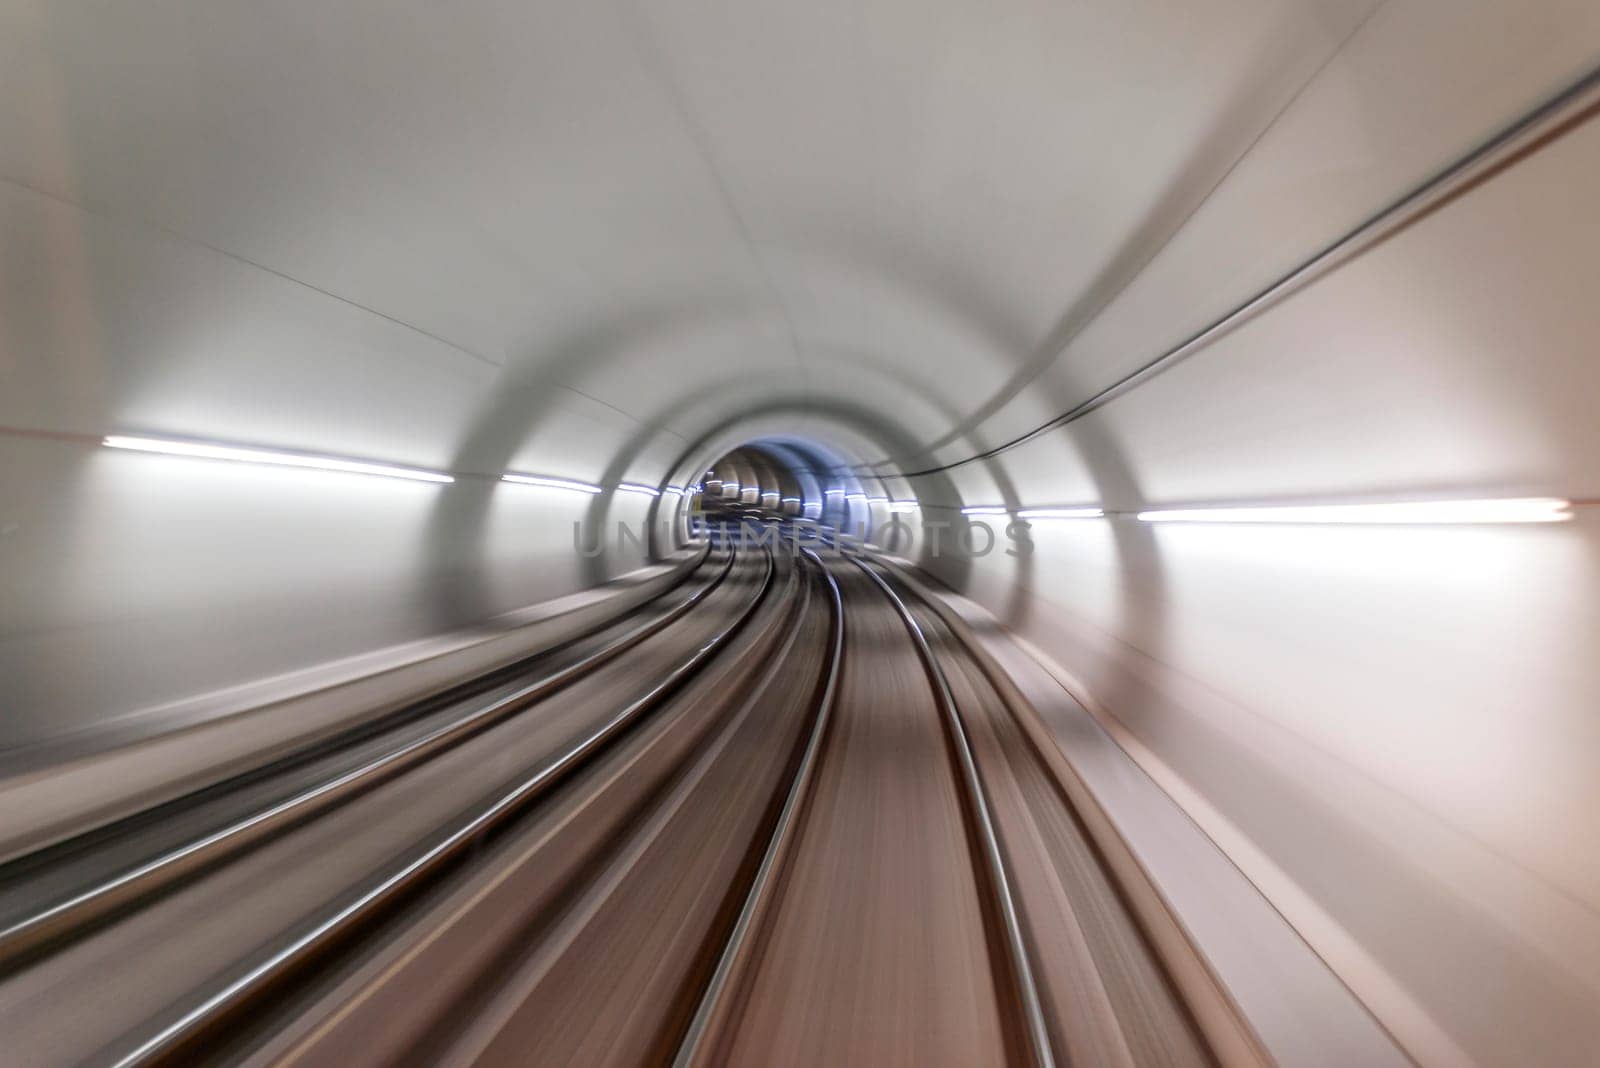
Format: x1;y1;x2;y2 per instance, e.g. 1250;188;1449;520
0;515;1218;1066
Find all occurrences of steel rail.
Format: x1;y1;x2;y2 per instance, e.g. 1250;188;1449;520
853;556;1057;1068
671;547;845;1067
868;555;1267;1064
95;546;777;1068
261;543;814;1068
0;545;735;970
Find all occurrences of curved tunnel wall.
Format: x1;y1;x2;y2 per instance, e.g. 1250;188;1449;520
4;3;1600;1064
911;112;1600;1061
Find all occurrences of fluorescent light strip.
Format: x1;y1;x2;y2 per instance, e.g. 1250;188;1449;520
662;486;685;496
102;435;453;484
781;497;801;505
888;500;919;513
824;488;845;496
501;474;602;494
961;505;1008;516
1016;507;1104;520
617;482;660;497
1136;498;1573;525
866;496;889;504
845;493;868;502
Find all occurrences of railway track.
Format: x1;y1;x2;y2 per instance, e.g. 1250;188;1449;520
0;521;1220;1067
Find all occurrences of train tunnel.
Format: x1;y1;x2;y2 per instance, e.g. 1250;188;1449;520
3;2;1600;1065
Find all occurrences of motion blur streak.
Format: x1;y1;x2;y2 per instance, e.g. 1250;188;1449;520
101;436;456;484
1016;508;1106;520
1136;497;1574;524
500;474;604;494
4;3;1600;1067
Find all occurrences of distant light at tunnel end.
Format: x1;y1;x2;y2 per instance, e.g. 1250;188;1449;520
1136;498;1573;525
102;435;455;484
501;473;602;494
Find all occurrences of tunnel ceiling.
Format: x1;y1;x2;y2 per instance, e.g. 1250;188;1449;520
5;2;1599;490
